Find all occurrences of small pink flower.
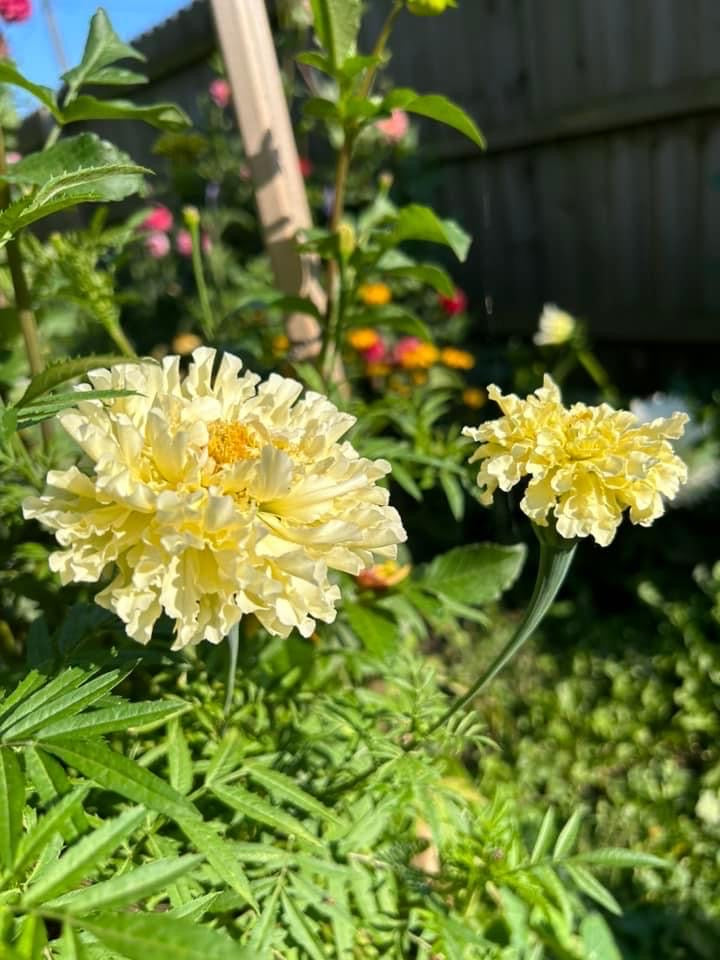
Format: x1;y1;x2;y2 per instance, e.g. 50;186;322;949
5;150;21;165
438;288;468;316
0;0;31;23
299;156;313;178
376;109;409;143
176;229;193;257
145;231;170;259
142;205;173;233
209;78;231;109
393;336;421;363
362;338;387;363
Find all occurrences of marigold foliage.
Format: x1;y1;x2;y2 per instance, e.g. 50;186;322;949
24;348;406;647
462;375;688;546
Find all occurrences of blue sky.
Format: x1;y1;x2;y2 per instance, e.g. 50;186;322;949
6;1;188;114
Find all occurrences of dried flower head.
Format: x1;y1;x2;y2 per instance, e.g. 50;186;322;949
24;349;406;648
462;375;688;546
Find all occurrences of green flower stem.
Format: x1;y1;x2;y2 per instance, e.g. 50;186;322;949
223;622;240;718
424;524;577;738
576;347;617;405
188;222;214;339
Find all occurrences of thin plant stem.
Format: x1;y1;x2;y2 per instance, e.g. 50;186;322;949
328;524;577;799
223;621;240;717
189;222;214;338
576;347;617;404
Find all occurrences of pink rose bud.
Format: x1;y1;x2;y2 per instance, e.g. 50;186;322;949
438;288;468;316
175;229;193;257
142;205;173;233
145;231;170;259
209;78;231;109
0;0;32;23
375;109;409;143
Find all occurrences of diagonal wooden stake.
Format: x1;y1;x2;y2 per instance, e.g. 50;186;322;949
210;0;327;362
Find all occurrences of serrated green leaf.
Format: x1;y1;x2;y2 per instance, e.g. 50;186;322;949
343;602;398;657
0;671;45;729
78;911;251;960
564;864;622;916
58;923;89;960
62;9;145;96
23;748;87;839
203;730;243;788
211;783;322;849
580;913;623;960
390;204;472;262
21;806;146;907
553;807;584;859
568;848;671;870
14;785;90;873
61;96;190;131
384;89;485;148
248;874;282;954
3;670;126;740
15;913;48;959
16;356;142;407
530;808;557;865
0;669;88;735
44;854;203;913
2;134;145;201
245;762;343;827
0;747;24;869
167;719;193;796
44;740;199;822
36;700;185;741
0;63;60;117
178;818;257;910
281;890;326;960
423;542;526;606
309;0;362;70
440;470;465;521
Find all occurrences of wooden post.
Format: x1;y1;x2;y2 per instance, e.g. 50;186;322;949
209;0;325;360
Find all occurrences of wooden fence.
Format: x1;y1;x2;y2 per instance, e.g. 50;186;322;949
19;0;720;342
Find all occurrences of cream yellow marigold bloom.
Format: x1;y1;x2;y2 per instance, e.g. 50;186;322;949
533;303;576;346
462;375;688;546
23;348;406;648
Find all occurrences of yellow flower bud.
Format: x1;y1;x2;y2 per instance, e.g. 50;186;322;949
182;205;200;228
406;0;457;16
338;221;356;257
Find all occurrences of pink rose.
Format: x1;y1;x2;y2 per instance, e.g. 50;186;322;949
176;229;193;257
0;0;31;23
142;205;173;233
375;109;409;143
438;288;468;316
145;231;170;259
209;78;231;109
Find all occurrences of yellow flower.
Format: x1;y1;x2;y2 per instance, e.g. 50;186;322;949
440;346;475;370
534;303;576;347
348;327;380;351
358;282;392;307
462;375;688;546
24;348;406;648
271;333;290;355
462;387;487;409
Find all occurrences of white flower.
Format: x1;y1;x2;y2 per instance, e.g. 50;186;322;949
24;349;406;648
533;303;576;347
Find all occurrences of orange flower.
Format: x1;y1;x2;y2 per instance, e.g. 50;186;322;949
440;346;474;370
358;282;392;306
462;387;487;409
171;333;202;355
395;337;439;369
357;560;411;590
348;328;380;351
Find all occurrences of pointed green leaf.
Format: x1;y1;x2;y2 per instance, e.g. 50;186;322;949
309;0;362;70
178;818;257;909
553;807;584;859
0;668;87;733
248;875;282;954
14;785;90;873
390;204;472;262
282;890;326;960
0;747;24;869
440;470;465;521
564;864;622;916
580;913;622;960
44;854;203;913
343;602;398;657
0;63;60;117
23;748;88;839
63;9;145;95
423;542;527;606
61;96;190;132
37;700;185;741
203;730;244;788
379;262;455;296
0;670;45;729
16;355;143;407
245;762;344;826
211;783;322;849
167;719;193;796
44;740;199;822
530;808;557;865
384;89;485;148
22;806;146;906
568;848;670;870
78;911;251;960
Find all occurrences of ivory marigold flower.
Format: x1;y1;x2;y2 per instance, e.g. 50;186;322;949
462;375;688;546
534;303;576;346
24;349;406;648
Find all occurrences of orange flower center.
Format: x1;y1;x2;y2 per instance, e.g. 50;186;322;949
207;420;258;464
